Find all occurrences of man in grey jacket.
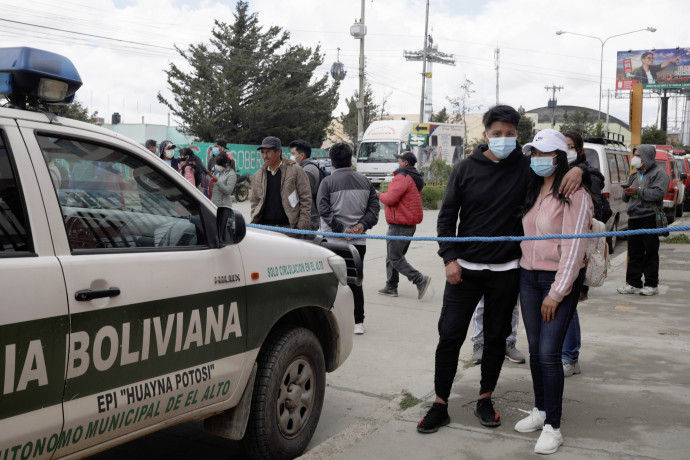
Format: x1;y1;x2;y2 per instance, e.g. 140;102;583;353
317;142;379;334
618;145;670;296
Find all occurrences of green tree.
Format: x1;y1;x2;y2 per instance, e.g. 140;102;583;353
47;99;98;123
558;109;595;137
158;1;339;146
430;107;449;123
641;126;668;145
517;106;534;145
340;83;379;142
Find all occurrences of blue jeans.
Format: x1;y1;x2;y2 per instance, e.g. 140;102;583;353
561;309;581;364
520;268;584;428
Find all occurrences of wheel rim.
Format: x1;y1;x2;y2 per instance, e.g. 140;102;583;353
276;357;315;439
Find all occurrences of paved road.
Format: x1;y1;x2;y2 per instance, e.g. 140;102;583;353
90;201;690;460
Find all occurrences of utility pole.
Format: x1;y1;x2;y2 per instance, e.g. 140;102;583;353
494;48;500;105
545;84;563;128
660;89;669;133
403;1;455;123
350;1;367;142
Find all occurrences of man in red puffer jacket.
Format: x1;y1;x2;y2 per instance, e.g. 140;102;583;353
377;151;431;300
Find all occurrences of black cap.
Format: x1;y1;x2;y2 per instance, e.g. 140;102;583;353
215;138;227;149
396;151;417;166
258;136;281;150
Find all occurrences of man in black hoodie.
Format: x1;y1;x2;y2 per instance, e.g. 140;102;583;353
417;105;584;434
377;151;431;300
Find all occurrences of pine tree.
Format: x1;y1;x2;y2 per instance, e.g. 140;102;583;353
340;83;379;142
158;1;339;146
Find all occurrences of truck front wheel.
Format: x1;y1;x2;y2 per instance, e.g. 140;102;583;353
242;327;325;460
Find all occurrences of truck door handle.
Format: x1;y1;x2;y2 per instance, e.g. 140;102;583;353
75;288;121;301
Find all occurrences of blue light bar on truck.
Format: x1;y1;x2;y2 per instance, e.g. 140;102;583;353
0;47;82;107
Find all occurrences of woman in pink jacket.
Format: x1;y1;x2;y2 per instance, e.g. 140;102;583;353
513;129;593;455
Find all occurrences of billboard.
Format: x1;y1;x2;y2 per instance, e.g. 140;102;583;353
616;47;690;90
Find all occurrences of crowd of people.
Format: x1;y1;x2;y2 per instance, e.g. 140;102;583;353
147;107;669;455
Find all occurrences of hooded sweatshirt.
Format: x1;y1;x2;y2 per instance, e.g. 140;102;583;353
379;166;424;225
437;144;529;264
622;145;670;219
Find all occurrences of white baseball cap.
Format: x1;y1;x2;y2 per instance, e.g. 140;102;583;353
522;129;568;155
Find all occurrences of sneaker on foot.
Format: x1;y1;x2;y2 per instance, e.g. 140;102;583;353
354;323;365;335
472;343;483;365
617;284;640;295
534;424;563;454
474;397;501;427
416;276;431;300
640;286;659;296
417;402;450;434
563;361;581;377
505;342;526;363
514;407;546;433
377;286;398;297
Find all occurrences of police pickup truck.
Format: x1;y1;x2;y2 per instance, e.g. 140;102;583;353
0;47;356;460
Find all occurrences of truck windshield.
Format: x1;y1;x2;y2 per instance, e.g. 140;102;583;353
357;142;398;163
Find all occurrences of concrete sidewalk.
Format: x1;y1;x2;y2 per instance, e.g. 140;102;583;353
299;207;690;460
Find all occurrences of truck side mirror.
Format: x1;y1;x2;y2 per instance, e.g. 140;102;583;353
217;207;246;245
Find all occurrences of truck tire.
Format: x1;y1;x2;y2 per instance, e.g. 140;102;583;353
607;219;618;254
666;209;675;225
675;203;683;218
241;327;325;460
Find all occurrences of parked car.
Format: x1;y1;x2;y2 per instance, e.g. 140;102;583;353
655;150;686;223
0;47;357;460
674;155;690;211
582;138;631;252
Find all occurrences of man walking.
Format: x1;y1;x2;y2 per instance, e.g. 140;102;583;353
317;142;379;335
289;139;322;231
250;136;312;230
376;151;431;300
618;145;669;296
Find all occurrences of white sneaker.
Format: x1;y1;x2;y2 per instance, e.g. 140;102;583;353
617;285;640;295
639;286;659;296
514;407;546;433
534;424;563;455
354;323;365;335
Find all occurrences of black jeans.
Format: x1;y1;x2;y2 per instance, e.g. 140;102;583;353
434;268;519;401
626;215;660;288
385;224;424;288
350;244;367;324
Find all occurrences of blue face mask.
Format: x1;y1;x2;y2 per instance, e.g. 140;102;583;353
530;156;557;177
212;147;220;155
394;163;400;171
487;136;517;159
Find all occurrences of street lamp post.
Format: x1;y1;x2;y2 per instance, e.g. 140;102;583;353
556;27;656;123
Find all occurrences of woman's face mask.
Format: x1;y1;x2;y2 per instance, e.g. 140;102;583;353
164;149;174;159
530;155;557;177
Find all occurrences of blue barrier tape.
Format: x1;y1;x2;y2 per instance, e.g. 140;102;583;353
246;223;690;242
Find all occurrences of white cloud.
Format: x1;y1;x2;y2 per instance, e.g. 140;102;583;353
1;0;687;136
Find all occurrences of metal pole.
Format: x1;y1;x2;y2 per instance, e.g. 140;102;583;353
357;0;366;142
598;41;604;122
495;48;500;105
419;0;429;123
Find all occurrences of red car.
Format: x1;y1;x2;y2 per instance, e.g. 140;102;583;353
655;150;686;223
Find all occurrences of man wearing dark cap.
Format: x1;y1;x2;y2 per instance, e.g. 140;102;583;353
250;136;312;230
377;151;431;300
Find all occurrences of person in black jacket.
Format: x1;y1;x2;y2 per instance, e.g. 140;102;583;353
559;131;609;379
417;105;585;434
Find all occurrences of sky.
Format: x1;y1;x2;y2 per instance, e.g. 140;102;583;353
1;0;688;139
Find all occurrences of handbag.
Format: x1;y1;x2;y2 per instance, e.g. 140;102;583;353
583;218;609;287
651;203;669;237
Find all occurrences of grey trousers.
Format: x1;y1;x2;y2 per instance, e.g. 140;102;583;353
385;224;424;288
470;296;520;345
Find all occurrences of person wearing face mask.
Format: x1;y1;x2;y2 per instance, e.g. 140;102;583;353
207;138;229;172
514;129;593;455
617;145;670;296
158;140;181;170
558;131;610;379
419;107;587;435
289;139;322;231
210;153;237;208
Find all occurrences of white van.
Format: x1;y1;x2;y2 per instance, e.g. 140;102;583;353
582;138;631;251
